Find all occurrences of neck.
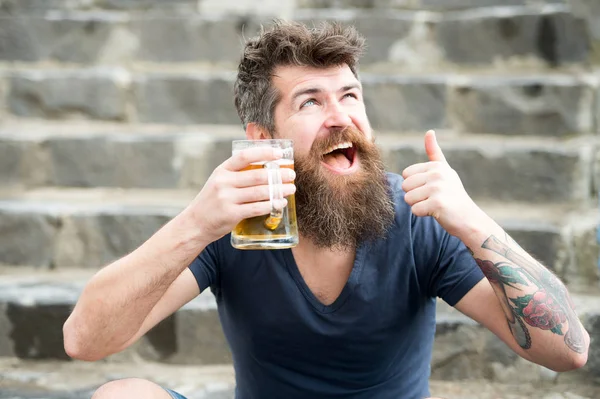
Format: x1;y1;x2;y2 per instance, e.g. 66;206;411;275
292;235;356;265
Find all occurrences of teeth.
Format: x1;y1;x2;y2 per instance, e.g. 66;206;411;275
324;142;353;155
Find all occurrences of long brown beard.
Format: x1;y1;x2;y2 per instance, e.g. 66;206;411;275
293;127;395;250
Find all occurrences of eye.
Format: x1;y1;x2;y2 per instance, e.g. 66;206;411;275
301;99;317;108
343;92;358;100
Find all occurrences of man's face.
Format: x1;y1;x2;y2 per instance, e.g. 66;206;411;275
268;64;394;250
272;64;372;171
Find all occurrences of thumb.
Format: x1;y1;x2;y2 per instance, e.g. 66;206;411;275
424;130;447;164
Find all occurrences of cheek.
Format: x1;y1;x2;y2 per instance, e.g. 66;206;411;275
351;109;372;136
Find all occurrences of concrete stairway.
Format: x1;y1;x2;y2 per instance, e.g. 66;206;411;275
1;0;600;397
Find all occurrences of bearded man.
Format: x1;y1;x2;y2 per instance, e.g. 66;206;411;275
63;21;589;399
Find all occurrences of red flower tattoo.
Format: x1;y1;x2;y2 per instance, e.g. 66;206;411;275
521;291;567;331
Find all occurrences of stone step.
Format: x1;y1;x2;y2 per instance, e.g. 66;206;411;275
0;4;592;68
0;358;598;399
0;121;597;203
0;268;599;387
0;122;242;190
0;0;199;14
1;68;598;135
0;186;597;288
298;0;567;9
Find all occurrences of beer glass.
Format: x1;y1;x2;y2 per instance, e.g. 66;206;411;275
231;139;299;249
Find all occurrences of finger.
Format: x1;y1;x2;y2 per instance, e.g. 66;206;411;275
238;198;288;220
401;172;429;192
402;162;432;179
424;130;447;164
233;167;296;188
224;147;284;171
404;184;433;207
235;183;296;204
410;199;439;219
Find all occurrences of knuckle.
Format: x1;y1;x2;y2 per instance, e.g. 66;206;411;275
431;196;445;209
237;151;250;165
251;186;264;201
430;170;443;180
253;171;266;185
216;189;228;204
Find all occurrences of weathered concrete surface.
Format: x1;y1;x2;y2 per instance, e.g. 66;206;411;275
0;196;187;268
0;7;591;67
0;0;94;14
133;72;239;125
0;273;226;364
0;0;197;13
5;69;596;134
436;6;589;66
292;9;435;66
0;140;26;186
0;123;241;189
362;74;448;131
446;75;597;136
0;211;57;267
0;355;598;399
0;13;131;63
570;0;600;42
131;16;260;64
294;0;567;9
8;68;130;121
584;309;600;378
568;214;600;291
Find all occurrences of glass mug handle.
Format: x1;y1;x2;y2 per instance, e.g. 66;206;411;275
263;161;284;230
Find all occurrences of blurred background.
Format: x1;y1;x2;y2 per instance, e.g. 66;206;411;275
0;0;599;398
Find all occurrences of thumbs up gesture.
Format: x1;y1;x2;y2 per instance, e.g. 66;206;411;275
401;130;482;237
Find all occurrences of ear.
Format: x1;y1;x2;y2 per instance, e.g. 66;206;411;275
246;123;271;140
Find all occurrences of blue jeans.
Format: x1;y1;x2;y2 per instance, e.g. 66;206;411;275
164;388;188;399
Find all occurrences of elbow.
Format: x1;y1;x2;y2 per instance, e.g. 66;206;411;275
62;317;106;362
549;351;588;372
567;349;588;371
546;346;589;373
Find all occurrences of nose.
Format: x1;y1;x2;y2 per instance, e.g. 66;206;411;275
323;100;352;129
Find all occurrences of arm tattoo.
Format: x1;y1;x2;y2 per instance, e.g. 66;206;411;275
473;235;585;354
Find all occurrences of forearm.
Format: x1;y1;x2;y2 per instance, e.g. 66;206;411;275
456;208;590;371
64;207;209;358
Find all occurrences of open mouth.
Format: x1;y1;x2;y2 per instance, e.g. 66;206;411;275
321;141;357;171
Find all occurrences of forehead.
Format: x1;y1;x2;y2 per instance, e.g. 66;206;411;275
272;65;360;99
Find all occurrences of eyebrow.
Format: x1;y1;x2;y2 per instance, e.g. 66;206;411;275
290;83;363;105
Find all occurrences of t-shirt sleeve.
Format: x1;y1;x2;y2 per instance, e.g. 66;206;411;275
188;240;220;292
413;216;485;307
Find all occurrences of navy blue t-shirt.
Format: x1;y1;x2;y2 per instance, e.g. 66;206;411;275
189;173;484;399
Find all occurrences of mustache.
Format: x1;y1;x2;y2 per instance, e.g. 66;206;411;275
309;126;374;158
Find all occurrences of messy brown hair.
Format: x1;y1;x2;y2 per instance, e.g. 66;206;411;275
234;20;365;134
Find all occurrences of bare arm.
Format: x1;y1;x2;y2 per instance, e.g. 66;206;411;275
63;146;296;361
63;210;207;361
402;130;589;372
454;217;589;371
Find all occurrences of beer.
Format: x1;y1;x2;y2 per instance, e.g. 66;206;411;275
232;160;299;249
